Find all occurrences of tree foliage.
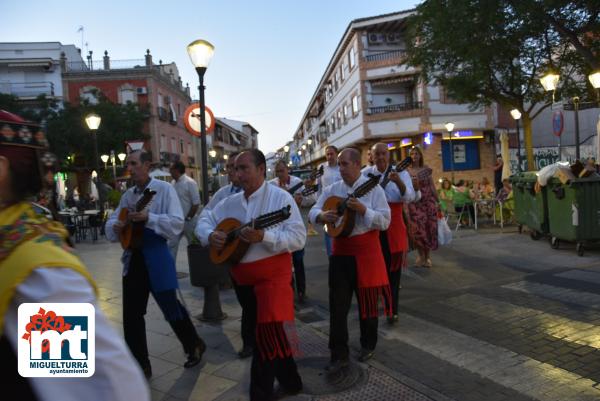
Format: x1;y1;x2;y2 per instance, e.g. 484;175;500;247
405;0;599;168
0;93;148;170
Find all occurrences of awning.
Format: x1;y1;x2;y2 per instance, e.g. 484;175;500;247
371;75;417;87
2;58;54;68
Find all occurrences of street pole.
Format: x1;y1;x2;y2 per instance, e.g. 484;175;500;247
516;119;521;172
92;130;104;212
197;67;209;206
573;96;580;160
110;150;117;184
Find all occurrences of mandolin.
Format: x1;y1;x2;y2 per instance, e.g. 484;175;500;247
379;156;412;189
301;185;319;196
209;205;292;264
118;188;157;250
322;174;381;238
287;165;324;195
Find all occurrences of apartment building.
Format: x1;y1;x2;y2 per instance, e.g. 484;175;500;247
61;49;201;179
0;42;84;107
292;10;499;185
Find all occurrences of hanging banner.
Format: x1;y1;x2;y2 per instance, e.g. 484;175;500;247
184;103;215;137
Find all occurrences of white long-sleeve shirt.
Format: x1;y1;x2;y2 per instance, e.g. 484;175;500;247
309;174;391;237
196;181;306;263
317;162;342;196
3;268;150;401
203;183;242;213
105;178;184;243
268;176;316;207
361;165;415;204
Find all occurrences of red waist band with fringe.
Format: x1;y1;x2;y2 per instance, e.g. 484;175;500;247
232;252;298;360
386;202;408;271
332;230;391;319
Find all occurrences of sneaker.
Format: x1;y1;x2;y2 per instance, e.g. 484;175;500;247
358;348;374;362
184;339;206;368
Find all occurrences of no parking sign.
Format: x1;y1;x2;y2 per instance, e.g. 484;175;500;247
552;110;564;137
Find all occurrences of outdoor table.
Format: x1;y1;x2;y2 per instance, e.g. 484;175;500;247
474;199;503;230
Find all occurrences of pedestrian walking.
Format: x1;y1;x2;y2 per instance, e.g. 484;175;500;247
310;148;391;371
168;160;200;262
197;149;305;401
105;150;205;379
317;145;342;256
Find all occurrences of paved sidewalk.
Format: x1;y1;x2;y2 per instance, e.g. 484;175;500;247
77;238;445;401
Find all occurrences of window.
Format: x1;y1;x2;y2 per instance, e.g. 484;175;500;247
160;135;167;151
343;103;349;122
158;93;164;108
187;142;193;156
171;137;176;153
334;71;339;91
341;63;347;80
329;116;336;134
80;86;99;105
336;110;342;129
179;139;184;153
349;47;356;69
351;95;359;115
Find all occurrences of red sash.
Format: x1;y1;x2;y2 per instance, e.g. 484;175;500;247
386;202;408;272
231;252;298;360
332;231;391;318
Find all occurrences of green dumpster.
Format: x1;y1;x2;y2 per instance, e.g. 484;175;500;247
510;172;548;240
546;176;600;256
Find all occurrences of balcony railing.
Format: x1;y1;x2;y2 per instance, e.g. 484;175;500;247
364;50;407;63
367;101;423;115
66;59;146;72
0;81;55;98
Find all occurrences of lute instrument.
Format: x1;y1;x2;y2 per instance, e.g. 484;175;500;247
322;174;381;238
118;188;157;250
209;205;292;264
287;165;324;195
379;156;412;189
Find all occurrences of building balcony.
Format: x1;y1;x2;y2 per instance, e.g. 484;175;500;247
364;50;407;63
0;81;55;99
367;101;422;115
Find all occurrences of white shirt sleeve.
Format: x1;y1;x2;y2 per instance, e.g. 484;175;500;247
196;206;219;247
187;178;201;207
105;195;126;243
308;186;329;225
3;268;150;401
146;184;184;241
362;185;391;231
261;192;307;254
396;170;416;203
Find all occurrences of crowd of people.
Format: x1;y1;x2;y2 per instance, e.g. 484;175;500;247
6;123;520;401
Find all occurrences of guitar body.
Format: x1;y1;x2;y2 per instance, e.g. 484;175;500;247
323;196;356;238
209;218;250;265
118;209;145;250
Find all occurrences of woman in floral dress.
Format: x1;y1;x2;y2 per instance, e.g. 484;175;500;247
407;146;439;267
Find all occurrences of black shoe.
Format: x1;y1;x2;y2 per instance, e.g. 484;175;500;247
358;348;374;362
272;384;302;400
387;314;399;324
237;346;253;359
142;364;152;379
298;292;307;304
324;358;349;374
184;339;206;368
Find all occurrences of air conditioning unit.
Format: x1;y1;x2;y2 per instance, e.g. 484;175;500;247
368;33;383;44
136;87;148;95
386;33;401;43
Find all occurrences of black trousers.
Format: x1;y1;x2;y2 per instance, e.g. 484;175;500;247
329;255;378;361
232;276;257;350
123;251;200;369
379;231;401;316
292;249;306;295
249;337;302;401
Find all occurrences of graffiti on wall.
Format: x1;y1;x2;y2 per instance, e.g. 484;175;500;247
507;145;596;173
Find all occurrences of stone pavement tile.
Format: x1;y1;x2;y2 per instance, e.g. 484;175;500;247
211;357;251;383
148;355;181;380
147;330;181;357
211;383;250;401
187;372;238;401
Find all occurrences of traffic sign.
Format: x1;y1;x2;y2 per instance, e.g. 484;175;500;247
552;110;564;137
183;103;215;137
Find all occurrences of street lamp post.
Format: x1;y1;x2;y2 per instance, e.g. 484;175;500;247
510;109;522;172
118;152;126;167
187;39;215;206
100;154;109;170
110;150;117;183
85;113;102;210
187;39;225;323
445;122;455;183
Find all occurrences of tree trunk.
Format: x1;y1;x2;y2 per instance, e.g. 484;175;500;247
522;114;534;171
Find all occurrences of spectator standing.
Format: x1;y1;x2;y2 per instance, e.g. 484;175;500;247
168;161;200;262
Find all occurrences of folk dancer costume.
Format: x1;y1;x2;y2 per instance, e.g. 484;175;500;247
269;175;316;301
361;165;415;319
0;111;149;401
317;162;342;256
106;178;204;375
197;182;306;401
309;175;391;363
